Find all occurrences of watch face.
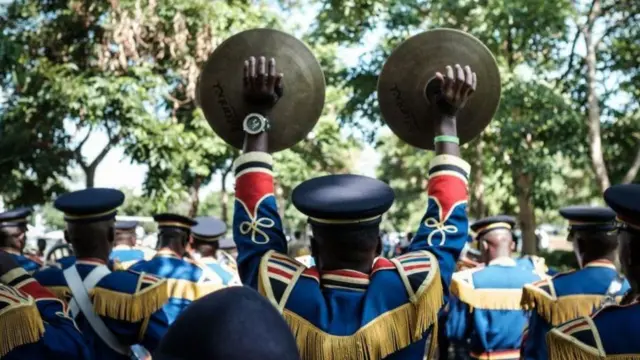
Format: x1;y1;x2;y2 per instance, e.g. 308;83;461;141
245;114;263;132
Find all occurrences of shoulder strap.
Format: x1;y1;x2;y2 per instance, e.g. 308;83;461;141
67;265;111;318
199;261;223;284
63;265;130;355
258;250;305;312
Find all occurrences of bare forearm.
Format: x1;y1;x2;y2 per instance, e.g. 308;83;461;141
243;133;269;153
434;115;460;157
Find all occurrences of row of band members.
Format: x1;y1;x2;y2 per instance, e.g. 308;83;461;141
0;183;637;359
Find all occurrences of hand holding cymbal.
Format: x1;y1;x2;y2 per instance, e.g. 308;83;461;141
197;29;325;153
378;28;500;150
243;56;284;115
427;64;477;118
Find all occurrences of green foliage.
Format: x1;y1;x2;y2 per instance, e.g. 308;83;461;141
39;203;66;230
119;188;155;217
489;76;584;211
376;134;432;231
539;249;579;272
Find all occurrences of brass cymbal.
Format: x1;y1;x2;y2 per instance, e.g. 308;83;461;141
197;29;326;152
377;28;501;150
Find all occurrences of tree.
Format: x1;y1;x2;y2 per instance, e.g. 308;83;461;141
491;77;583;254
119;187;155;217
376;134;433;232
0;1;164;196
39;203;65;230
563;0;640;191
311;0;575;254
100;0;281;215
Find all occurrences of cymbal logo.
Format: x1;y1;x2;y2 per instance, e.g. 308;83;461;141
212;82;239;130
390;84;417;128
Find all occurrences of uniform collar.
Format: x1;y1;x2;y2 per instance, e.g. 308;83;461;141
488;256;517;267
198;256;218;264
320;269;370;292
155;248;181;259
76;257;107;266
584;259;617;270
0;247;20;255
113;244;132;250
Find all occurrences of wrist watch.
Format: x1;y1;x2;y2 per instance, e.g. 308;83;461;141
243;113;270;135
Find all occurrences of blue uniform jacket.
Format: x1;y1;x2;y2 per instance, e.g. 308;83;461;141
520;259;630;360
547;300;640;359
129;249;225;324
232;152;470;360
110;245;146;269
33;258;169;359
2;248;42;273
0;268;90;359
449;257;541;360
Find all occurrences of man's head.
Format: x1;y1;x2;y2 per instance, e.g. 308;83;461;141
155;286;300;360
559;206;618;268
470;215;516;264
114;221;138;247
54;188;125;259
191;216;227;258
604;184;640;287
154;213;197;255
0;207;31;251
292;174;394;271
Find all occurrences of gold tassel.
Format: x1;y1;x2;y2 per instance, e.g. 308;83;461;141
92;280;169;322
521;287;607;326
451;279;523;311
46;286;70;301
283;276;444;360
0;302;45;357
546;330;640;360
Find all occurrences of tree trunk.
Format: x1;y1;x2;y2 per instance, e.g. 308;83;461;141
622;146;640;183
514;172;537;255
84;166;95;188
469;138;486;220
220;170;230;224
583;0;610;193
188;176;202;217
78;135;117;189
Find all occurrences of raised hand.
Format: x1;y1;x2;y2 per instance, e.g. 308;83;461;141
429;64;477;116
243;56;284;115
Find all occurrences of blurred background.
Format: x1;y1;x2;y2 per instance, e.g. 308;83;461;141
0;0;638;269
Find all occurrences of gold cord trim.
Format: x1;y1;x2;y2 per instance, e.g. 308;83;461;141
308;215;382;224
64;208;117;220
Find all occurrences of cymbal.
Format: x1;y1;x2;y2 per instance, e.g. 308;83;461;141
197;29;326;152
377;28;501;150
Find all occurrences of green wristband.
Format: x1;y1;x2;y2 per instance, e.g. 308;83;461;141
434;135;460;145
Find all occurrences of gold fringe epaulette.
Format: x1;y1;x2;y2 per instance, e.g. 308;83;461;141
0;298;45;357
450;278;523;311
521;285;611;326
92;278;169;322
284;273;443;360
547;328;640;360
